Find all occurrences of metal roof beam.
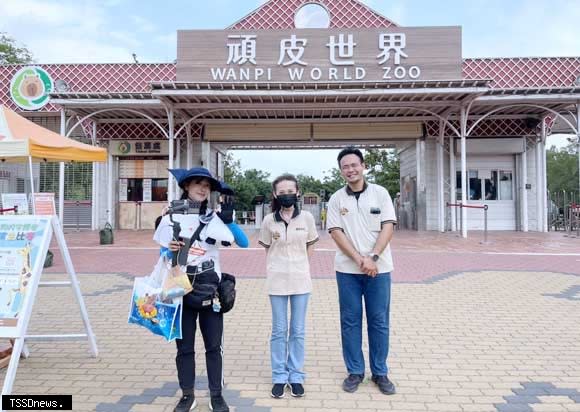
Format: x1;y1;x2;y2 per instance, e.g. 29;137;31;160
172;101;460;110
151;87;489;98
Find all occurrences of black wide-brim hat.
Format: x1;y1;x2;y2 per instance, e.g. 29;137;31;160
169;167;221;191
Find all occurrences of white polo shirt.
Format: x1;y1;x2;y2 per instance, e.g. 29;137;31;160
258;209;319;295
326;182;397;274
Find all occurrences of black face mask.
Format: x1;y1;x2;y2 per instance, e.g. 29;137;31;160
277;194;297;208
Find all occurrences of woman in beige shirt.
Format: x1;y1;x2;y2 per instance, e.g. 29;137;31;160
258;174;319;399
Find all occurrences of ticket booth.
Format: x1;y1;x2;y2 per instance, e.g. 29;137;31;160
112;140;169;229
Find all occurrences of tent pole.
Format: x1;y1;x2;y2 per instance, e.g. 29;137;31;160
28;156;35;213
59;109;66;224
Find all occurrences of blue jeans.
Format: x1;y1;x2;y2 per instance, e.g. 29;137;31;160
336;272;391;376
269;293;310;384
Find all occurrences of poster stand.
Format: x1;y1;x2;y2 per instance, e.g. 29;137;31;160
0;215;98;410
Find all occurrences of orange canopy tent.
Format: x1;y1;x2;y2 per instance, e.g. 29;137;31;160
0;105;106;163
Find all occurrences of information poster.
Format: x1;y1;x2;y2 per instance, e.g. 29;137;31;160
32;193;56;216
1;194;29;215
143;179;152;202
0;216;52;335
119;179;128;202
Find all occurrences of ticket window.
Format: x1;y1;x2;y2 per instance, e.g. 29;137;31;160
122;178;168;202
456;170;514;201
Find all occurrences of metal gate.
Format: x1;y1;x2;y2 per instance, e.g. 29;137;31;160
40;162;93;229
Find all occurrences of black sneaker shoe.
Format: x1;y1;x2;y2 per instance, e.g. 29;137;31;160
372;375;396;395
289;383;305;397
209;395;229;412
174;394;197;412
271;383;286;398
342;374;364;393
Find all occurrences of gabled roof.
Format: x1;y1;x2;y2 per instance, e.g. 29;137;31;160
228;0;398;30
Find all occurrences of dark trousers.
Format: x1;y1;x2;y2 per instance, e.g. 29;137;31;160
176;304;224;396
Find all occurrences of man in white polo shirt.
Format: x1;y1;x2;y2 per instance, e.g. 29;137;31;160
326;146;397;395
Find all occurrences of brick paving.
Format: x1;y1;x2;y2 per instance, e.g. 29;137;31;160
46;229;580;280
1;229;579;411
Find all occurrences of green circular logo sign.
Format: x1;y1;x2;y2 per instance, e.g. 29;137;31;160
118;142;131;154
10;66;54;111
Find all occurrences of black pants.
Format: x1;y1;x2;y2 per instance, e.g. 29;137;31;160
176;303;224;396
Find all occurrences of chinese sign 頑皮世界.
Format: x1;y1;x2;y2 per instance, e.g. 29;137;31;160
177;27;462;83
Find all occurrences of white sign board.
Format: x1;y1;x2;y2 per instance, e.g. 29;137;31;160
31;193;56;216
0;216;51;336
0;215;98;400
1;193;29;215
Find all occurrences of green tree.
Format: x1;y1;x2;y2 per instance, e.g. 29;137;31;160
321;167;345;199
223;153;271;210
547;143;579;193
0;32;33;64
296;174;324;197
364;148;400;195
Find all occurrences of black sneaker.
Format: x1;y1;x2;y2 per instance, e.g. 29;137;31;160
209;395;229;412
289;383;305;397
174;394;197;412
271;383;286;398
342;374;364;393
372;375;396;395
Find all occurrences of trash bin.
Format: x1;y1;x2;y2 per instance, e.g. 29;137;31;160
43;250;54;268
99;222;114;245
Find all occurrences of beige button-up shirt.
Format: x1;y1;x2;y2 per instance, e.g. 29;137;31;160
259;209;319;295
326;182;397;274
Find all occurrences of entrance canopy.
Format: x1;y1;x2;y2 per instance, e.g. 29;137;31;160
50;81;580;142
0;105;107;163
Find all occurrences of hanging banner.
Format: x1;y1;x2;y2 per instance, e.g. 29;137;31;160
32;193;56;216
1;194;29;215
0;216;52;336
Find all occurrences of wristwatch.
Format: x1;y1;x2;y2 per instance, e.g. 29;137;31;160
368;253;379;262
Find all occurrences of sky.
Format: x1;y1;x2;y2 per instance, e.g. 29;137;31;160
1;0;578;179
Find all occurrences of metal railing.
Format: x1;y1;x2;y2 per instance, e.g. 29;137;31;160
548;191;579;232
447;202;490;243
0;206;18;215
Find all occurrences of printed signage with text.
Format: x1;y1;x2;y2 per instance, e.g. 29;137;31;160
32;193;56;216
1;194;29;215
177;27;462;83
0;216;51;332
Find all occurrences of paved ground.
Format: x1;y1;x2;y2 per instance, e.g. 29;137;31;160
1;229;580;411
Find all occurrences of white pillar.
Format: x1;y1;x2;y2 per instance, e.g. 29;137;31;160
186;124;193;169
91;122;97;230
460;106;468;238
535;137;543;232
415;139;421;195
577;103;580;199
449;136;456;232
174;136;181;198
542;128;548;232
202;141;211;170
522;140;528;232
107;148;114;227
437;120;445;232
59;109;66;224
167;106;175;201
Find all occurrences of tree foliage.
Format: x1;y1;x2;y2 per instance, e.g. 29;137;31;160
222;149;402;209
363;148;400;195
223;153;271;210
0;32;33;64
547;143;579;193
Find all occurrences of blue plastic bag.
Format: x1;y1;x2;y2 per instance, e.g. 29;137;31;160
128;258;182;342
